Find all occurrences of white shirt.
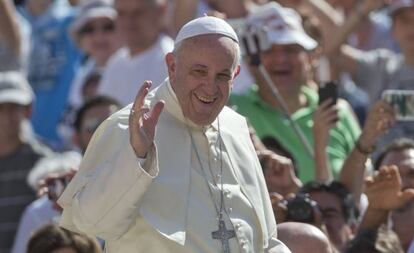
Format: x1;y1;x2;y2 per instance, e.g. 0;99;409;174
98;35;174;105
11;196;60;253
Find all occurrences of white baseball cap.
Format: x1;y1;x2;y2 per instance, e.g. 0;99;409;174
388;0;414;16
0;72;34;106
247;2;317;51
70;0;117;41
175;16;239;45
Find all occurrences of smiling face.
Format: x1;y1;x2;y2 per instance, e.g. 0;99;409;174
166;34;240;126
259;44;310;97
78;17;119;65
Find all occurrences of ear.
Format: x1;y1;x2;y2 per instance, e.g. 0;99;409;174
165;52;176;82
233;64;241;79
24;104;33;118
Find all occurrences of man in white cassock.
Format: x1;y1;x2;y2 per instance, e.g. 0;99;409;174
57;16;291;253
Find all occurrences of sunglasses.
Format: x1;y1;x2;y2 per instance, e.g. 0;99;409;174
79;22;115;35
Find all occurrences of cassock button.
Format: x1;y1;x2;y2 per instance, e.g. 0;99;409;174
224;189;231;197
235;223;242;230
228;207;232;213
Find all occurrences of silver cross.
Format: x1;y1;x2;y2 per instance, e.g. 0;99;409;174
212;219;236;253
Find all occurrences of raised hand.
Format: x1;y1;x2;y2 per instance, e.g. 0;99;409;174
359;100;396;149
258;150;302;196
365;165;414;211
129;81;165;158
312;99;338;181
313;99;338;147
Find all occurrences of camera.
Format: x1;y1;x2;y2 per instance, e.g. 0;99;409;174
285;193;318;224
226;18;271;58
47;177;69;202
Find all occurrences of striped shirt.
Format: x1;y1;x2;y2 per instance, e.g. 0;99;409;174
0;142;49;253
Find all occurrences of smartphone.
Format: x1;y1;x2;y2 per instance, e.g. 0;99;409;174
382;90;414;121
318;81;338;105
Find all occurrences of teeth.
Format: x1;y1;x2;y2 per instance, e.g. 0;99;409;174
195;93;215;103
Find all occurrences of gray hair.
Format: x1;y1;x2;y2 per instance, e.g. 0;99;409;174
172;37;241;73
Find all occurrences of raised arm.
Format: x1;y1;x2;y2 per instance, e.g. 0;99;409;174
0;0;21;56
339;100;395;206
312;99;338;182
60;81;165;240
324;0;389;75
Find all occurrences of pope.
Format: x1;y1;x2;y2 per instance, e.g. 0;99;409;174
58;16;291;253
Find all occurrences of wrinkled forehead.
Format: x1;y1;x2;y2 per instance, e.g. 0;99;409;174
175;34;239;64
381;149;414;168
179;34;238;50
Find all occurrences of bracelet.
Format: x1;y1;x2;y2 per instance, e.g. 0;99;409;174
355;139;375;155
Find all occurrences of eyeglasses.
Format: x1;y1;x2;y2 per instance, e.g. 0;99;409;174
79;22;115;35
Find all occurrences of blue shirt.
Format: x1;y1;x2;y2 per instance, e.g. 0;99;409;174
20;0;82;149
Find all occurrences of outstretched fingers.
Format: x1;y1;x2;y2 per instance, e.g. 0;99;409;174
132;81;152;112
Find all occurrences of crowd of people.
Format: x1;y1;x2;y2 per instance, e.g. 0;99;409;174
0;0;413;252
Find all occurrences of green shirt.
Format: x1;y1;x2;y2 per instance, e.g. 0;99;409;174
230;85;361;183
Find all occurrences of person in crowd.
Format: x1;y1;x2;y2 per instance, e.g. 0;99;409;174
97;0;174;105
278;222;335;253
230;2;361;183
26;224;101;253
19;0;82;149
11;151;82;253
325;0;398;52
345;165;411;253
0;71;51;253
58;16;291;252
339;100;395;207
324;0;414;145
374;138;414;251
298;181;358;252
68;0;120;110
72;95;121;153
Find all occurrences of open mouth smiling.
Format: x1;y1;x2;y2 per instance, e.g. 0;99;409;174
194;92;217;104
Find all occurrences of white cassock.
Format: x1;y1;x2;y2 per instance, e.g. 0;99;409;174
58;78;291;253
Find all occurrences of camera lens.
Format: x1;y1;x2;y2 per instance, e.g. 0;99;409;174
286;194;316;224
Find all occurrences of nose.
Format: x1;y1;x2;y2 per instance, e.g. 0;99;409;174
201;76;219;95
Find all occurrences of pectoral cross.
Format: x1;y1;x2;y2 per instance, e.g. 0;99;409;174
212;219;236;253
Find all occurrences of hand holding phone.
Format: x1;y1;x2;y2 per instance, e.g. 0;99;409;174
318;81;338;106
382;90;414;121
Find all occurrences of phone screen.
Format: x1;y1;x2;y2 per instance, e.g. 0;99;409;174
382;90;414;121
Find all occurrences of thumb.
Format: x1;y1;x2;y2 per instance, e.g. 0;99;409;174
148;100;165;125
400;189;414;204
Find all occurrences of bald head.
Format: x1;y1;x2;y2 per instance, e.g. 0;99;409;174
278;222;334;253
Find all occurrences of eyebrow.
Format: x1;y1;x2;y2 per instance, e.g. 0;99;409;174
190;64;232;74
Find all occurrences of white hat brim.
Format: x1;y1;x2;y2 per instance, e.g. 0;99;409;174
266;30;317;51
0;90;33;105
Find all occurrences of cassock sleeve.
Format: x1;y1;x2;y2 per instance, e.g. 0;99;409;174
58;113;159;240
266;236;292;253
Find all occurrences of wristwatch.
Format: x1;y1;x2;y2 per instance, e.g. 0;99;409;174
356;139;375;155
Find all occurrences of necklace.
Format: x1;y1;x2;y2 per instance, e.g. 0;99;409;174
187;118;236;253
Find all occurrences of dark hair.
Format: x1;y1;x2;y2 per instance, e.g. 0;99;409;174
27;224;101;253
374;138;414;170
300;180;358;223
74;95;121;132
